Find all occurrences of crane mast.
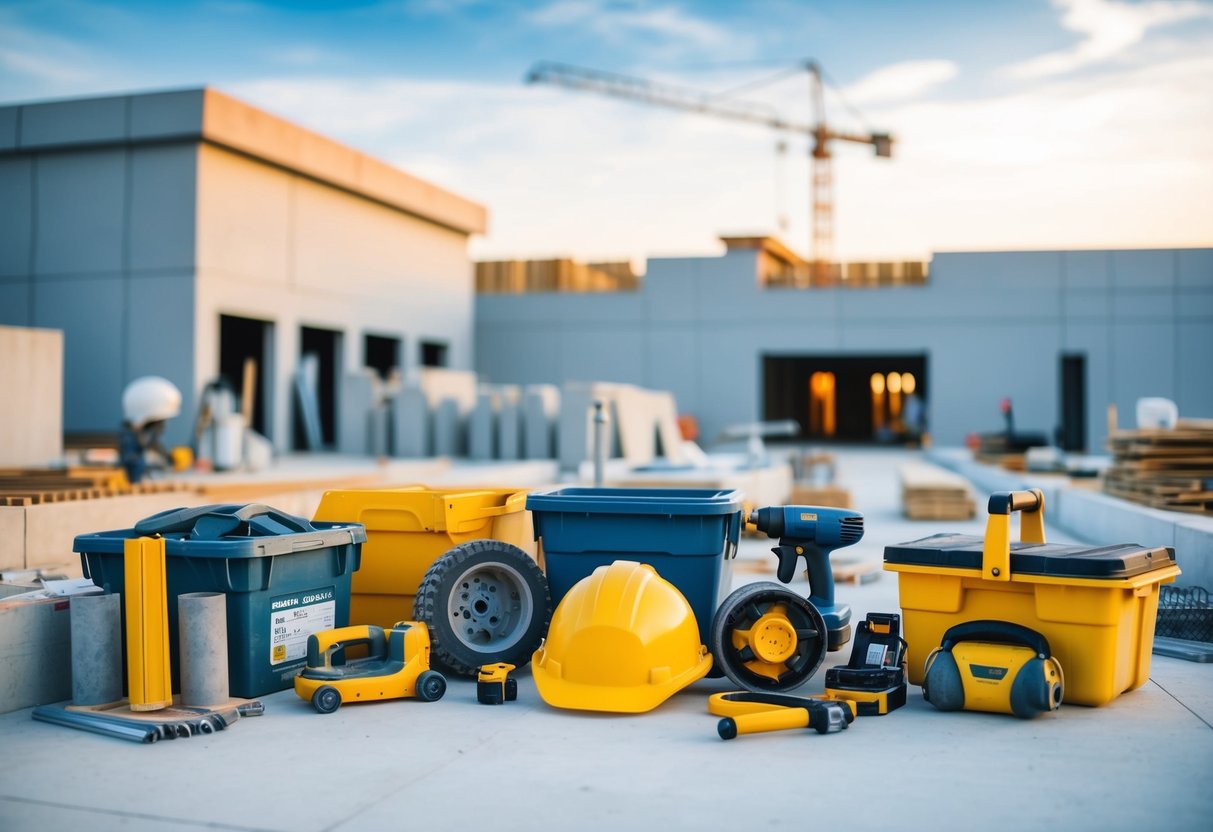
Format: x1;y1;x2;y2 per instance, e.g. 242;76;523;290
526;60;893;280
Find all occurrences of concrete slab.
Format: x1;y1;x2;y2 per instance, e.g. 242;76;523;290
0;448;1209;831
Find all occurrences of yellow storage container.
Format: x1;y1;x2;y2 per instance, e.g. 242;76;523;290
313;487;533;628
883;490;1178;706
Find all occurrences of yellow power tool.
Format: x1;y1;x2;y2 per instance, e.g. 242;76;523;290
708;691;855;740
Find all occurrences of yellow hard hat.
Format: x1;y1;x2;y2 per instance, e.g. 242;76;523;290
532;560;713;713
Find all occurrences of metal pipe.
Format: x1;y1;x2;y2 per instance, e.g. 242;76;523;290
592;400;607;488
32;706;159;744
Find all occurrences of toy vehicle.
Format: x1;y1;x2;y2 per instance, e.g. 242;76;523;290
294;621;446;714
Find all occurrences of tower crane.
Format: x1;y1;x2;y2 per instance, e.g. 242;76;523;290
526;60;893;280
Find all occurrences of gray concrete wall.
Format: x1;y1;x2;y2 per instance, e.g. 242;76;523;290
475;248;1213;449
0;100;199;445
194;144;476;451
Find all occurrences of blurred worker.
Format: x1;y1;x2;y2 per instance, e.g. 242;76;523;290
120;376;182;483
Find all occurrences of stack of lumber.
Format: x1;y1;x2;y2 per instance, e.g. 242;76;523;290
900;462;976;520
0;468;189;506
475;259;639;294
1104;420;1213;514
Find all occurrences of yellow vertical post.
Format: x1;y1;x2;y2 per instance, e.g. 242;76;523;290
125;536;173;711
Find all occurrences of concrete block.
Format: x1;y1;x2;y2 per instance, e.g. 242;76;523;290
0;282;31;327
1063;250;1111;288
1177;249;1213;289
33;277;124;434
498;397;521;461
1177;322;1213;419
129;89;204;139
1111;249;1175;288
469;390;497;460
1110;322;1176;411
1176;288;1213;320
125;273;196;446
432;398;462;457
1053;488;1177;549
1112;289;1174;320
0;326;63;467
35;149;126;275
0;588;73;714
1173;519;1213;589
20;96;126;148
392;384;429;457
130;145;197;271
0;158;33;277
522;385;558;460
338;370;376;455
0;106;17;150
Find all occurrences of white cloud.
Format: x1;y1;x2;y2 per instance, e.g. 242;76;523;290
528;0;739;51
0;47;91;85
1006;0;1213;79
842;59;959;105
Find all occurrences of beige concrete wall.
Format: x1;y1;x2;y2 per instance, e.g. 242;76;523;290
195;145;476;450
0;326;63;467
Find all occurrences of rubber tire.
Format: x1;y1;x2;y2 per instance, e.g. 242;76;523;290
416;670;447;702
710;581;828;693
312;685;342;714
413;540;552;677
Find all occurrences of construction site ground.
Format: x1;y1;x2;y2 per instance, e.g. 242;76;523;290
1;447;1209;831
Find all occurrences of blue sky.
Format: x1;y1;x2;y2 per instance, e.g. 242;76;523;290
2;0;1211;263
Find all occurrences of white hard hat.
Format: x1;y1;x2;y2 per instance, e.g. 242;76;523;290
122;376;182;428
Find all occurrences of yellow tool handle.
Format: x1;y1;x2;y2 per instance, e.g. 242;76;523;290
718;708;810;739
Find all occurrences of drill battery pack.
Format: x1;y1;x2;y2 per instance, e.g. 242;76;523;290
823;612;908;716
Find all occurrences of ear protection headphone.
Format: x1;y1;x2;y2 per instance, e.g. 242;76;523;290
923;620;1063;719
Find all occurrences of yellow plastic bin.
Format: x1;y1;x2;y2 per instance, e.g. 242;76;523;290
883;490;1179;706
313;487;533;628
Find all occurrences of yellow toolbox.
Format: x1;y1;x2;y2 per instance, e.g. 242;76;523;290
313;487;533;628
883;489;1179;706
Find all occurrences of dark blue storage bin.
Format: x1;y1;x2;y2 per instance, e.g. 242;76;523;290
525;488;743;645
74;504;366;698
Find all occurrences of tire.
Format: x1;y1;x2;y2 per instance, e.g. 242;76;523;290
416;670;447;702
414;540;551;677
312;685;342;714
710;582;828;693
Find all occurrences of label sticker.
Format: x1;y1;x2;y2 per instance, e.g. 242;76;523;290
269;588;336;666
865;643;887;666
799;512;818;522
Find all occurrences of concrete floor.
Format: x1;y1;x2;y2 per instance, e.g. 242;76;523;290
1;448;1210;831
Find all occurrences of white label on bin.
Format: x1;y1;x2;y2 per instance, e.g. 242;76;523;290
269;588;336;666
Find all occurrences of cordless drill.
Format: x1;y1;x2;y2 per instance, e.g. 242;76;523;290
748;505;864;651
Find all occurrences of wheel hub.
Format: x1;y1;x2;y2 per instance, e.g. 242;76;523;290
749;614;798;663
447;566;530;651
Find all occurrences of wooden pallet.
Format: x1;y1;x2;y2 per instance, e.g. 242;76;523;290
900;462;976;520
1104;422;1213;515
0;469;189;506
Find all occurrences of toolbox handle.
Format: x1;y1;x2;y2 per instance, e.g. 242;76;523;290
987;491;1043;516
941;620;1052;659
982;489;1046;582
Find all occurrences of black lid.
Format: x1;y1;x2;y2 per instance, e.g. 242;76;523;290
883;533;1175;579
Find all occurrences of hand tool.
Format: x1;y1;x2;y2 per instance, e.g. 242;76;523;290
708;691;854;740
822;612;908;715
477;663;517;704
747;504;864;649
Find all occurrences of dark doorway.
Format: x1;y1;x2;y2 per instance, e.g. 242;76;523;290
763;354;928;442
364;334;401;380
295;326;342;450
218;314;272;436
1058;353;1086;452
420;340;448;368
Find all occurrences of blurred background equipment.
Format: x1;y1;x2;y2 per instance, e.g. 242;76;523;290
120;376;182;484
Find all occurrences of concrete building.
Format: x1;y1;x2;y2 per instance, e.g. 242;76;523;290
475;239;1213;451
0;88;486;449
